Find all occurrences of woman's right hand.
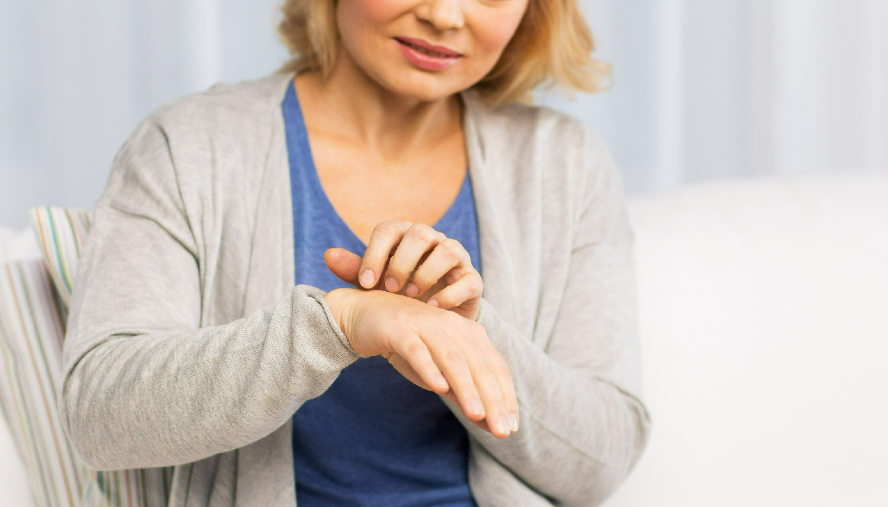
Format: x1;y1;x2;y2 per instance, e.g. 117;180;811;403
324;287;519;439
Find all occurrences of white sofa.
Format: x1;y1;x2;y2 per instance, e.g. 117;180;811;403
2;173;886;506
605;173;888;506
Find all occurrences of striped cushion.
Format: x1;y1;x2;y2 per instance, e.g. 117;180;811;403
0;260;88;507
28;208;92;308
0;208;173;507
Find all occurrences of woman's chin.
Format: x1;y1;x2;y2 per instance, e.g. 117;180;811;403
359;64;467;103
383;77;468;103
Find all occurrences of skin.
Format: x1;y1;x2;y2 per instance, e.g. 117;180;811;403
303;0;530;439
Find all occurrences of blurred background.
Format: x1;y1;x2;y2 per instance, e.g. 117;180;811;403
1;1;886;506
2;0;886;226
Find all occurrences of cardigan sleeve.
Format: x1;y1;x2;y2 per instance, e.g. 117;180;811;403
58;119;360;470
450;127;651;506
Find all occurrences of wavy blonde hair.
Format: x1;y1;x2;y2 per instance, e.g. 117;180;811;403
277;1;610;106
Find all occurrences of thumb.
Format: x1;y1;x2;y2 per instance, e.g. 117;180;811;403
324;247;363;287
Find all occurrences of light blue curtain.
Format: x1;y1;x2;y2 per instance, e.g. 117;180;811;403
0;0;286;228
2;0;887;228
541;0;888;192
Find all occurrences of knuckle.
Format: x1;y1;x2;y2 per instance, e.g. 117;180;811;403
404;340;425;357
442;347;463;365
467;275;484;294
494;362;513;381
439;239;464;260
474;361;493;377
407;223;437;243
373;221;399;238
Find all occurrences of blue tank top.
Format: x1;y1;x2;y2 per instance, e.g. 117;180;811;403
283;82;480;506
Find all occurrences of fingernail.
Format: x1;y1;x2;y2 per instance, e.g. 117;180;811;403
385;277;399;292
359;269;375;288
496;416;510;436
406;283;419;297
434;375;448;390
428;299;439;308
467;398;484;417
508;412;518;432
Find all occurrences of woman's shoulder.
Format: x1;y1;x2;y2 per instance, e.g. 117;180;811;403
463;91;611;165
105;74;295;213
462;91;619;203
113;73;294;180
144;73;293;132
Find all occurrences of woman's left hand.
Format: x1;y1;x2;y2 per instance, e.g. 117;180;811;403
324;222;483;321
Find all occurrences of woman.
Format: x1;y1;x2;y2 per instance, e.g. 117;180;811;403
60;0;650;506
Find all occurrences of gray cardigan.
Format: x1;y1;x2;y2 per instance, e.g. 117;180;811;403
60;72;650;507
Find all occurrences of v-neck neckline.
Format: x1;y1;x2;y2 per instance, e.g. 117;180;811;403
283;81;470;249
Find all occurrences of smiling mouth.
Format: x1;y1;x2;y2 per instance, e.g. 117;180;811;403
395;38;462;59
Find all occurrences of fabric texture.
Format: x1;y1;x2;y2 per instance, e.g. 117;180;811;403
60;72;651;507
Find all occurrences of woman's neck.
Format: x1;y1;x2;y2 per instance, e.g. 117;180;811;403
294;50;462;163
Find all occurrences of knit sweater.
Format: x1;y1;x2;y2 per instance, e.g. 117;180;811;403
60;72;650;507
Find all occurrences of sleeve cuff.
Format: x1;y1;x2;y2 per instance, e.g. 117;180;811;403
299;284;371;360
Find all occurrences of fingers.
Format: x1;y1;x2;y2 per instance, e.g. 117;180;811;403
441;390;491;432
469;351;511;437
426;337;487;423
359;223;481;314
486;342;519;432
324;248;363;287
384;224;446;293
426;317;515;439
350;290;517;438
359;222;411;289
461;323;514;437
426;270;483;310
386;337;449;394
409;238;472;299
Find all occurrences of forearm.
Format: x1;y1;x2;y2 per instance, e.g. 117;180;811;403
448;299;650;506
59;285;358;470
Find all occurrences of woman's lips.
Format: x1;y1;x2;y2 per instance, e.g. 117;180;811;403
395;37;462;72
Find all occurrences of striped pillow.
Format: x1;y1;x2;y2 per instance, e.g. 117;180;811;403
0;208;173;507
28;208;92;308
0;259;88;507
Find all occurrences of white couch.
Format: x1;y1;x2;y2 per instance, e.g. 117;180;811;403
2;173;886;506
605;173;888;506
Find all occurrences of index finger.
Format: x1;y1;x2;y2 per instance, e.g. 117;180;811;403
359;222;411;289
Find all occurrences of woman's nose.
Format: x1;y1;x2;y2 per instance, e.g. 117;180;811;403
416;0;466;31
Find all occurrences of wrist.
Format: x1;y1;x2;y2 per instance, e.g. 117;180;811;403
324;288;361;347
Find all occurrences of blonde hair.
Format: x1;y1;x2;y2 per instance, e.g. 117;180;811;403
277;1;610;106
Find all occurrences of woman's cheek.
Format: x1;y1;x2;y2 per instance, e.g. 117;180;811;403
473;7;527;59
345;0;407;24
